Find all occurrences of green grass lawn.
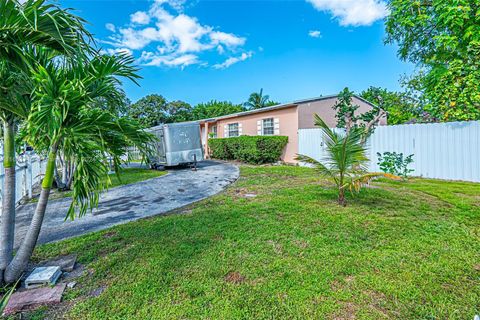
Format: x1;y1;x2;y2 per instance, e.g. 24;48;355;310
29;166;479;319
43;168;166;202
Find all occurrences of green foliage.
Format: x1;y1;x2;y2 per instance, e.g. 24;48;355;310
377;152;414;179
166;100;193;123
209;135;288;164
24;50;152;219
385;0;480;122
129;94;192;127
0;283;16;314
296;114;398;206
129;94;168;127
334;87;386;137
191;100;244;120
244;88;278;110
360;87;419;125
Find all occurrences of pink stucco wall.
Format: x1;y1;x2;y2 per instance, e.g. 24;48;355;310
203;106;299;163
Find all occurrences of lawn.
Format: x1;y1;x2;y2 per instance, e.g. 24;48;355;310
27;166;480;319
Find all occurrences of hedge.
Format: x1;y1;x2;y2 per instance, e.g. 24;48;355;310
208;135;288;164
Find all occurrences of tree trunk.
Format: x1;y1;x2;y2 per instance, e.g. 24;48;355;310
4;145;57;284
338;188;346;207
0;121;16;284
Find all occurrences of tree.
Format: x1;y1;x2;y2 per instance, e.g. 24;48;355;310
385;0;480;122
3;50;152;284
191;100;245;120
333;88;386;140
360;87;419;125
165;100;192;123
244;89;278;110
129;94;168;127
296;115;398;206
0;0;91;285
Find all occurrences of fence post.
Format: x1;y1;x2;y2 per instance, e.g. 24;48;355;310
27;153;33;198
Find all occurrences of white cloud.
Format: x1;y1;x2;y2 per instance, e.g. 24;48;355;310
210;31;246;47
130;11;151;25
308;30;322;38
139;51;199;69
306;0;388;26
213;52;253;69
105;0;249;68
104;47;133;56
105;23;116;32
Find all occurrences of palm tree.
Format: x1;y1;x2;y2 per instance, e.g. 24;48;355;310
3;51;152;283
0;0;91;284
295;114;398;206
244;89;277;110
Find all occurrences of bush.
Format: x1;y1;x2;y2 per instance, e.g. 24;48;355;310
377;151;414;179
209;136;288;164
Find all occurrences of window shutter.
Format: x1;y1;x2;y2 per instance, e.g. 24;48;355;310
224;124;229;138
238;123;243;135
274;118;280;135
257;120;262;135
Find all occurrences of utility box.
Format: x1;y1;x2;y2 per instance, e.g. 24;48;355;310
147;122;204;168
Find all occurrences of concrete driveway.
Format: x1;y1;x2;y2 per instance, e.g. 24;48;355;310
14;161;239;246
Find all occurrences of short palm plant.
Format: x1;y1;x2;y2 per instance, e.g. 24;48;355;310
296;114;398;206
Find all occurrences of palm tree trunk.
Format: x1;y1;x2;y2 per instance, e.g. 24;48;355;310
338;188;346;206
4;144;58;284
0;121;16;284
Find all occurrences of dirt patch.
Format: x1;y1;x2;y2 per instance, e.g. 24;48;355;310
102;231;118;239
224;271;246;284
332;301;357;320
266;240;283;254
293;239;309;249
474;264;480;271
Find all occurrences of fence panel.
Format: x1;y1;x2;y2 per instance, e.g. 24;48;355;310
298;121;480;182
0;154;47;207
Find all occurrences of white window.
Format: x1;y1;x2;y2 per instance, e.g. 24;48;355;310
262;118;274;135
211;125;217;138
228;123;239;137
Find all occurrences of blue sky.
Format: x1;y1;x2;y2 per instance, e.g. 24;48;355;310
65;0;413;105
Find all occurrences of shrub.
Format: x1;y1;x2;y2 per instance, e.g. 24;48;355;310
208;136;288;164
377;151;414;179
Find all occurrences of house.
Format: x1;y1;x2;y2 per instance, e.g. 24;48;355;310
199;94;385;163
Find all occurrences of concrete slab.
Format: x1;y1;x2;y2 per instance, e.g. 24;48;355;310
3;283;66;316
25;266;61;289
14;161;239;246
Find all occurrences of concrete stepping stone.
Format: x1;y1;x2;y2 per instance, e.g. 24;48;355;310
25;266;61;289
3;283;66;316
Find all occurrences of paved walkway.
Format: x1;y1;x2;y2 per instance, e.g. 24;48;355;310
14;161;239;246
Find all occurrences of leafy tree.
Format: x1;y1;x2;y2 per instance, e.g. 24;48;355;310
3;51;151;284
129;94;168;127
166;100;192;123
191;100;244;120
385;0;480;121
360;86;419;125
296;115;398;206
334;88;386;140
129;95;192;126
0;0;91;285
244;89;278;110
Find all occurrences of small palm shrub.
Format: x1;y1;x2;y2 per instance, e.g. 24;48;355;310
296;114;398;206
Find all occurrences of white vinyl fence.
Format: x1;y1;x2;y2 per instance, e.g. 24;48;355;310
0;153;47;207
298;120;480;182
